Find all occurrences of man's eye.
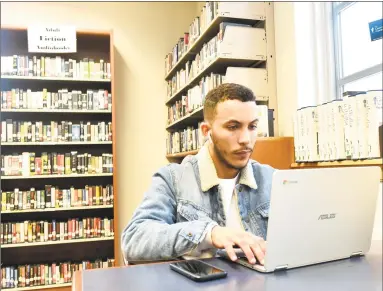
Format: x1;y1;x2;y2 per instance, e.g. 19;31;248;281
228;125;238;130
250;125;258;130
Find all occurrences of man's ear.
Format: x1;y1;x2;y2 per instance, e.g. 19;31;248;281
200;121;211;138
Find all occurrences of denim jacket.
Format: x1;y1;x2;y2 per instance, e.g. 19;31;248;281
121;143;275;263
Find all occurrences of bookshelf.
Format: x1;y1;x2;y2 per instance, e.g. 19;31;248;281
1;204;113;214
164;6;266;80
2;109;112;113
164;2;278;158
1;75;111;82
166;150;199;160
15;283;72;291
165;57;265;105
1;237;114;249
1;173;113;180
291;158;383;168
2;141;112;146
291;158;383;181
292;90;382;181
0;26;117;291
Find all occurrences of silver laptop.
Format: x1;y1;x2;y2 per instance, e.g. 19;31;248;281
218;166;380;273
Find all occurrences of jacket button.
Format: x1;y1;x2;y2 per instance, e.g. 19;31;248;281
188;232;192;237
245;217;250;223
238;186;243;192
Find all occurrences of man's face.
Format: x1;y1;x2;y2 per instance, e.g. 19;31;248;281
210;99;258;170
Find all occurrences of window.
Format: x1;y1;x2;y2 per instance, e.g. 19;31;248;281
333;2;382;97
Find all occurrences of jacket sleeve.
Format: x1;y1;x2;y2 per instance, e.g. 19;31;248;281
121;165;218;263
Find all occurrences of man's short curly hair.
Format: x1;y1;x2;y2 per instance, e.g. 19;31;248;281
203;83;256;122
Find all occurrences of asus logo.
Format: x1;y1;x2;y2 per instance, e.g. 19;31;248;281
282;180;298;185
318;213;336;220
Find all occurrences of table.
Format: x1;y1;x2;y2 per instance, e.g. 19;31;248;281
72;240;382;291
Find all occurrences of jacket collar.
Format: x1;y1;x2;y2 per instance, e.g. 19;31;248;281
197;142;258;192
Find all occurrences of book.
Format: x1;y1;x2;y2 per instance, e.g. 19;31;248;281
365;90;382;158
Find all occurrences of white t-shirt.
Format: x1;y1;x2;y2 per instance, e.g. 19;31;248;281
218;174;243;229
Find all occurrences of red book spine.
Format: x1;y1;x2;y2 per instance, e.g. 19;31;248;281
35;158;42;175
52;263;56;284
68;219;72;240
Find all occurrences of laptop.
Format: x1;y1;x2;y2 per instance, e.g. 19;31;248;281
217;166;381;273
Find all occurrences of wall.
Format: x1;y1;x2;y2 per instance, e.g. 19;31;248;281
0;1;198;262
274;2;382;241
373;183;382;240
273;2;298;137
195;1;206;15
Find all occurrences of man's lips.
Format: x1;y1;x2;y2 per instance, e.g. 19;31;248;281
234;150;252;155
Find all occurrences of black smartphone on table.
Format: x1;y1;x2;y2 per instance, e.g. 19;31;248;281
169;260;227;282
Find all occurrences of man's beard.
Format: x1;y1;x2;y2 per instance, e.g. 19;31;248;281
210;134;248;171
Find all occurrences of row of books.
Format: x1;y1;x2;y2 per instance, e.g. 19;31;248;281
166;123;205;154
1;184;114;211
167;68;224;99
293;90;382;162
1;55;111;79
1;258;115;289
164;2;219;74
1;88;112;111
167;73;224;125
1;217;114;245
166;22;251;93
1;152;113;177
1;120;113;143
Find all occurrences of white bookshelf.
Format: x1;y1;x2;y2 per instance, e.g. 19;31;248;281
1;109;112;113
1;204;113;214
13;282;72;291
1;75;110;82
164;2;278;158
1;173;113;180
165;6;266;80
1;141;112;146
166;56;265;105
1;236;114;249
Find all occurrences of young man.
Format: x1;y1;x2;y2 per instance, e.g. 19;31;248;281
121;83;274;265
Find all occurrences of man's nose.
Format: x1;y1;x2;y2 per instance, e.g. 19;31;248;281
238;129;250;144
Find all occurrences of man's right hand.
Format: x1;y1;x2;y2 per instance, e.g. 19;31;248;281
211;226;266;265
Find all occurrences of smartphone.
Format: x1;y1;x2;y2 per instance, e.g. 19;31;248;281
169;260;227;282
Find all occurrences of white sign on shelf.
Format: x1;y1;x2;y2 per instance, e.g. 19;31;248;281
28;26;77;53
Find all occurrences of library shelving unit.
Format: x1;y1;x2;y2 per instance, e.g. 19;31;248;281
164;2;278;161
291;91;383;181
291;159;383;181
0;26;118;291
